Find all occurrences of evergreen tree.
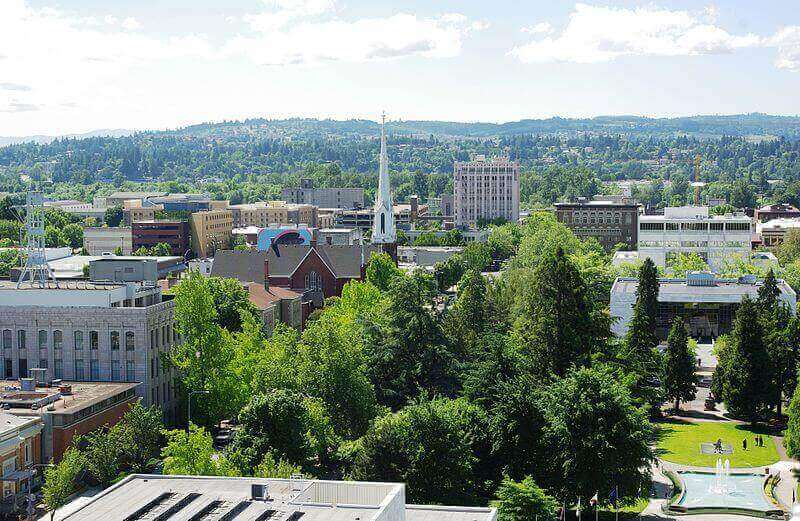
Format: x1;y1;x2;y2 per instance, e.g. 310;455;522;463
514;247;607;377
662;317;697;411
784;384;800;459
721;297;775;423
757;268;780;312
622;258;662;408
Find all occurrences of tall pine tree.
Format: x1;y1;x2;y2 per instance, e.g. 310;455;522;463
623;258;662;408
514;247;608;378
722;297;775;423
662;316;697;411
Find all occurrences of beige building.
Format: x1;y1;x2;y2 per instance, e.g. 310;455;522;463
229;201;318;228
83;227;132;255
122;200;157;226
190;209;234;258
454;155;520;228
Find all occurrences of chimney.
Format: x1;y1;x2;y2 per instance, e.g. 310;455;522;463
263;258;270;290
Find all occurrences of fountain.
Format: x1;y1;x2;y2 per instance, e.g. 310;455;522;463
708;458;735;495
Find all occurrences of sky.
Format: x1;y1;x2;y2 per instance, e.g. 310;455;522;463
2;0;800;136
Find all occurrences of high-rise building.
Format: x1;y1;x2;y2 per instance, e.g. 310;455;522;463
132;220;191;256
454;156;520;228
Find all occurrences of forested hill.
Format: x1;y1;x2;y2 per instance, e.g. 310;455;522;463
171;113;800;139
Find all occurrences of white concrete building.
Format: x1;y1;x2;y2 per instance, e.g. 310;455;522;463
61;474;497;521
610;272;796;339
454;156;519;228
637;206;751;271
83;227;132;255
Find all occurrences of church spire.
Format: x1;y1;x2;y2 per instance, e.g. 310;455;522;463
372;112;395;244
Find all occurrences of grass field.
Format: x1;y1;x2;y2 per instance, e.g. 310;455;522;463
656;420;780;468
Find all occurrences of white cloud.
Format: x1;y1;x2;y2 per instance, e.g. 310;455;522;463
510;3;761;64
522;22;553;35
0;0;212;114
771;26;800;71
228;1;484;65
121;17;141;31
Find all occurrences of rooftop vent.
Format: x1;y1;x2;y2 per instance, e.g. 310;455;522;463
686;271;716;287
252;483;270;501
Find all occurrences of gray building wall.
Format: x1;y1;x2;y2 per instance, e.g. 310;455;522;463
281;186;364;209
0;301;178;421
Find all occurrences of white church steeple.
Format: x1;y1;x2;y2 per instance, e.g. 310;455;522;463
372;112;396;244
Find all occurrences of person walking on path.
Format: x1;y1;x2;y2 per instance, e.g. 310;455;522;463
743;438;748;451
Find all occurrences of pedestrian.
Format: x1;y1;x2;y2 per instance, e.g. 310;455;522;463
743;438;747;451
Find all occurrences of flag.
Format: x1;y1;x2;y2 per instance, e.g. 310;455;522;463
609;486;618;509
590;492;598;506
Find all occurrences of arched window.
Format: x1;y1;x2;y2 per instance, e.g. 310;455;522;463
380;213;386;234
74;331;83;350
2;330;10;350
110;331;120;350
38;330;47;349
53;330;63;349
125;332;135;351
90;331;98;350
304;271;323;292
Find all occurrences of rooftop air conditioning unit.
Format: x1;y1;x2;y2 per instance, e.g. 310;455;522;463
251;483;269;501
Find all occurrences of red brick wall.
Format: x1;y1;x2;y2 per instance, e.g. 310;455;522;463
51;398;136;463
288;250;338;298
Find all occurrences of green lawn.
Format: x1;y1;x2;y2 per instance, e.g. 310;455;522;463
656;420;780;468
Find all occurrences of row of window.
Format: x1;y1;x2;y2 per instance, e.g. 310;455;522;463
4;357;135;381
639;241;749;248
2;330;134;351
640;222;751;232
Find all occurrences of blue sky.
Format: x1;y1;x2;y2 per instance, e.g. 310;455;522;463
2;0;800;135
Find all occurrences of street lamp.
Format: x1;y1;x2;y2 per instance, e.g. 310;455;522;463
187;389;210;432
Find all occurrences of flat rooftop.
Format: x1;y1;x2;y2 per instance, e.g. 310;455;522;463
612;277;795;302
63;475;496;521
0;279;124;291
0;380;138;416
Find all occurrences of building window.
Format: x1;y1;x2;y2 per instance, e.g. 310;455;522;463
74;359;84;380
110;331;120;350
90;360;99;381
2;330;10;350
111;360;121;381
305;271;323;292
125;332;135;351
90;331;98;350
39;359;47;369
54;359;63;379
126;360;135;381
53;330;63;349
38;330;47;349
74;331;83;350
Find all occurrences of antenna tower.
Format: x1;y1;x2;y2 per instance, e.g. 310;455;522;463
16;185;54;288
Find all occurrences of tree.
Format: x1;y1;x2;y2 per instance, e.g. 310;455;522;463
367;271;457;408
205;276;259;332
348;398;481;505
784;384;800;459
226;390;333;474
444;269;488;358
365;252;402;292
116;403;165;472
104;205;123;227
758;269;781;312
43;448;86;521
513;247;607;378
779;229;800;265
662;317;697;411
494;476;557;521
721;297;775;423
77;426;124;486
150;242;173;256
623;258;662;408
162;424;239;476
170;272;239;427
541;365;654;503
254;452;303;479
62;223;84;249
665;252;709;278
